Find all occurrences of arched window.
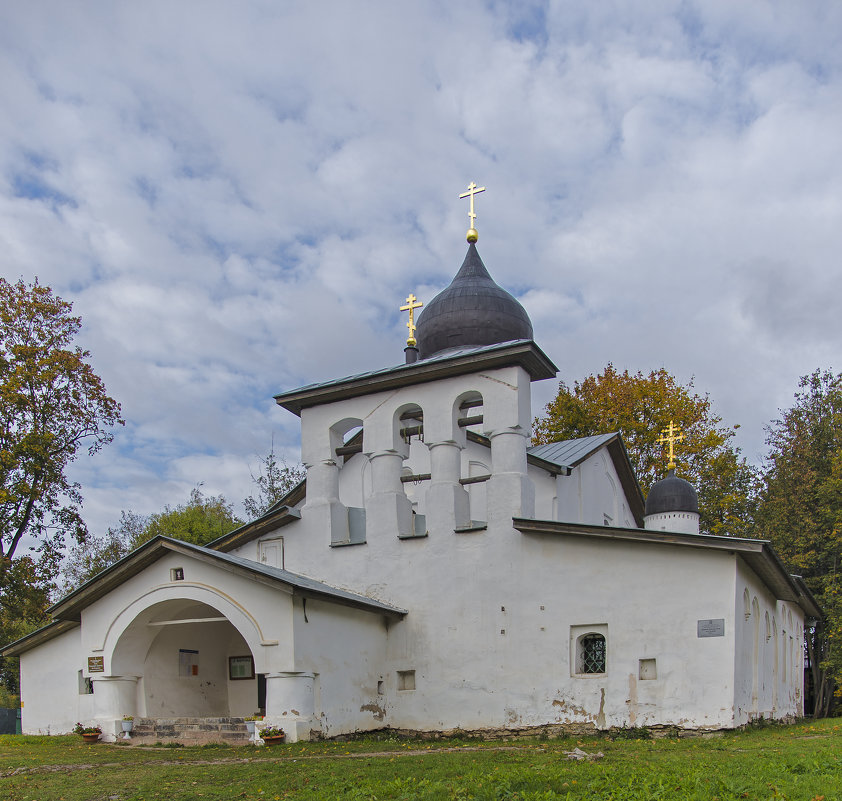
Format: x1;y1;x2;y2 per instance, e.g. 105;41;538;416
578;633;606;674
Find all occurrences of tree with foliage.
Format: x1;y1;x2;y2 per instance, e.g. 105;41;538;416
58;511;146;596
0;277;121;695
533;364;757;537
60;489;243;594
0;277;123;565
243;444;305;519
754;369;842;716
0;551;59;696
140;487;243;546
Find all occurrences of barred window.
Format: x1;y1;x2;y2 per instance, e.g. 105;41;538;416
578;633;606;674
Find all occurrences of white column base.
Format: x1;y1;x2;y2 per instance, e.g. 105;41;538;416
264;672;320;743
89;676;139;742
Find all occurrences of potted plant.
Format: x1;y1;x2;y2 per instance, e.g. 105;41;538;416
74;722;102;744
121;715;134;739
258;725;285;745
244;715;263;741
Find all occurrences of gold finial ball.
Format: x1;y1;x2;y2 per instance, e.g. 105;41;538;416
466;228;479;243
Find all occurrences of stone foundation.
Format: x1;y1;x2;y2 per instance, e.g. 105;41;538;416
128;717;251;746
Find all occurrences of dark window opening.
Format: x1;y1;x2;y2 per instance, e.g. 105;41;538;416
580;633;606;674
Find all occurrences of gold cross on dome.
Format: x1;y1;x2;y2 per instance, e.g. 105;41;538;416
459;181;486;243
657;421;685;470
400;293;423;346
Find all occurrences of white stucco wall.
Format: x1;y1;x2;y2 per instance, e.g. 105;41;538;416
291;597;390;737
224;362;812;736
733;559;804;724
82;551;296;683
552;450;634;528
277;526;742;732
19;359;813;740
19;625;89;734
15;551;300;736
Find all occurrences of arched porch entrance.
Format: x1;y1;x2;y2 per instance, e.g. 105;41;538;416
112;599;263;719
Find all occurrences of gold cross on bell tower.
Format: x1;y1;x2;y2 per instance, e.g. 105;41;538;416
400;293;423;347
460;181;486;243
657;421;685;471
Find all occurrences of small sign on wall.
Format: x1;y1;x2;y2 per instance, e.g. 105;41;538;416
179;649;199;677
229;655;255;680
87;656;105;673
697;619;725;638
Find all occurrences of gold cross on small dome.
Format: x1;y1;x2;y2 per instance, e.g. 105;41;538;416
657;421;685;470
400;293;423;346
460;181;486;243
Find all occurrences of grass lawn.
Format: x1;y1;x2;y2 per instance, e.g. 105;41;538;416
1;718;840;800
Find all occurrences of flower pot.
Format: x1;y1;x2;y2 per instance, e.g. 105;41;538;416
81;733;101;744
245;720;256;740
121;720;133;739
261;734;284;746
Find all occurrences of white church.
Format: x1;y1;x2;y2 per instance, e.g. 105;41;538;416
4;195;821;743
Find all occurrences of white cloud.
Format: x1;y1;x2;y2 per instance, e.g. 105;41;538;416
1;1;841;539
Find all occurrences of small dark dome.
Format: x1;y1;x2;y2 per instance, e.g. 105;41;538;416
645;470;699;516
415;244;533;359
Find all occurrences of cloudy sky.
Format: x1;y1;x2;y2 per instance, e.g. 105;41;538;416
2;1;841;537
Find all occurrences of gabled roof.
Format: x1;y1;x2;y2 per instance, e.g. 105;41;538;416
512;517;823;620
473;431;645;527
275;339;557;416
528;433;619;467
207;499;303;553
46;536;406;622
534;433;645;527
3;535;406;658
0;619;80;658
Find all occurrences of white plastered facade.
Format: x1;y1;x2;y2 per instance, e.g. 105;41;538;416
9;346;814;741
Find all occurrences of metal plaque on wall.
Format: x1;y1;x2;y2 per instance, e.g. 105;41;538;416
697;619;725;638
87;656;105;672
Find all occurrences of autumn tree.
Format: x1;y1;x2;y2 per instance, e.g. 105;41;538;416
0;278;123;566
533;364;757;537
0;551;59;696
0;278;122;694
754;369;842;716
243;444;305;519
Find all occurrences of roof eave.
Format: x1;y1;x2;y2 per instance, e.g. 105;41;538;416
1;619;80;658
48;535;174;620
207;505;302;553
275;340;557;416
605;436;646;526
49;536;406;623
512;517;815;609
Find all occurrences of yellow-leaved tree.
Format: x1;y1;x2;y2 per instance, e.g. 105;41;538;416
0;277;123;694
533;363;757;538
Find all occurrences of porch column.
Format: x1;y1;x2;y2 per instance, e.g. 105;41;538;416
90;675;139;742
264;671;319;743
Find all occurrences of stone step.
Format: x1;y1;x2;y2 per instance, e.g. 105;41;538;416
126;717;253;746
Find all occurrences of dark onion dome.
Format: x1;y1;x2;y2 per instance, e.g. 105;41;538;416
415;243;533;359
644;469;699;516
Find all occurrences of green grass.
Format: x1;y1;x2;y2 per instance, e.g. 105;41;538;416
1;719;840;800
